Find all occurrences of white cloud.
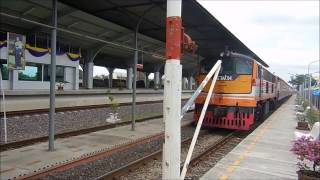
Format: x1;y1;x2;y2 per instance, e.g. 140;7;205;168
198;0;319;82
93;66;129;78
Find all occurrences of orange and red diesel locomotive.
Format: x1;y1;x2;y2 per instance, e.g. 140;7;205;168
195;51;292;130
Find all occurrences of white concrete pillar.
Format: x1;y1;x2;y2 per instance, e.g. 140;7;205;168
183;77;188;90
127;67;133;89
145;72;149;88
74;65;79;90
84;61;94;89
10;70;18;90
188;76;193;90
108;68;114;88
155;71;160;88
163;60;182;179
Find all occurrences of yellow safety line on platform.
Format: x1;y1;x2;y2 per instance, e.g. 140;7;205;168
219;120;274;180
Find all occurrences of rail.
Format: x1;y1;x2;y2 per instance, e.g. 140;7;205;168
95;130;235;180
12;122;194;180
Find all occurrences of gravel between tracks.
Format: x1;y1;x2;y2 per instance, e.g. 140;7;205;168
39;126;196;180
119;129;234;180
0;101;187;144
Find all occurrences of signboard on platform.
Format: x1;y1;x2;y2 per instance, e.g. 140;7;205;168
7;32;26;70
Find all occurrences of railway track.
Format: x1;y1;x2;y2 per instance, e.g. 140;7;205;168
95;130;236;180
1;99;192;151
0;115;164;152
6;107;271;179
102;114;269;180
2;99;190;117
11;122;195;180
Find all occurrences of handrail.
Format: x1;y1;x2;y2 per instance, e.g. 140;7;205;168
180;61;221;179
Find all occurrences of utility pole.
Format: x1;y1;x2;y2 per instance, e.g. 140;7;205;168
307;60;320;106
49;0;57;151
163;0;182;179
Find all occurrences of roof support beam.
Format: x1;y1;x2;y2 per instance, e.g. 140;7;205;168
98;0;162;30
22;7;36;15
94;2;165;13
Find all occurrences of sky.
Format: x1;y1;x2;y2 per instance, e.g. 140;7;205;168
94;0;319;82
198;0;319;82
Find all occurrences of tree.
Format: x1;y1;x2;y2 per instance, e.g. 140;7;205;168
289;74;317;88
94;74;108;80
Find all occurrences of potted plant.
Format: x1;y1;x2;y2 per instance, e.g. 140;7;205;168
106;90;120;123
56;80;69;91
291;136;320;180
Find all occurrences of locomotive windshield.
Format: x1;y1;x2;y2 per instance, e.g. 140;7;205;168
201;57;253;75
221;57;252;75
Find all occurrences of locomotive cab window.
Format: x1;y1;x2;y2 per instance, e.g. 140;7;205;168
221;57;253;75
236;59;252;74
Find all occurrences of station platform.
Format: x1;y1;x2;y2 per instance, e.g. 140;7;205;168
201;96;300;180
0;113;193;180
2;88;193;113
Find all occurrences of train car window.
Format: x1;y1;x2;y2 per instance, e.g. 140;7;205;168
262;68;273;82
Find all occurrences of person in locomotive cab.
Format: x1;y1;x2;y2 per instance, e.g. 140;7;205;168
14;36;23;68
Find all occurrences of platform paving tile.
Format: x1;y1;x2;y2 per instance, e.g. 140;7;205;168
201;97;299;180
0;116;192;180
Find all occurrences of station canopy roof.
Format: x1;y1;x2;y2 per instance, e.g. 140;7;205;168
0;0;268;74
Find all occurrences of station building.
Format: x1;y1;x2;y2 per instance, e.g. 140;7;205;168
0;33;80;90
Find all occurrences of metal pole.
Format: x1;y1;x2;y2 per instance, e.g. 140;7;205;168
307;60;320;106
304;80;306;101
131;5;155;131
0;70;7;143
131;44;137;130
308;65;311;106
163;0;182;179
49;0;57;151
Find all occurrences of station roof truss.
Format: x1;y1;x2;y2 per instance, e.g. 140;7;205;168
0;0;268;74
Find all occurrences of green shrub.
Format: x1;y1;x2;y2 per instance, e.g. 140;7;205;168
307;108;320;127
302;100;310;110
